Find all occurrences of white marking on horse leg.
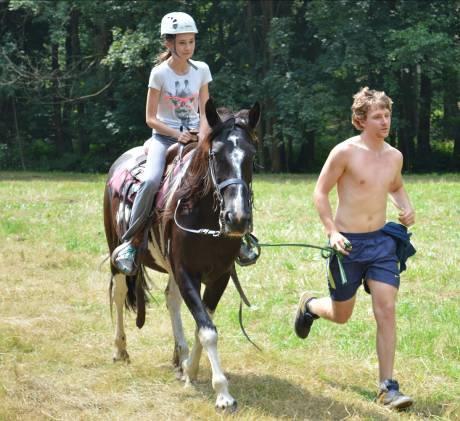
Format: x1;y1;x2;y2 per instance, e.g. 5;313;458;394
112;274;130;362
198;327;236;410
165;276;189;375
183;309;215;384
183;327;203;385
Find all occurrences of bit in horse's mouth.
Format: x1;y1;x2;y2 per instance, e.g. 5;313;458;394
225;231;246;238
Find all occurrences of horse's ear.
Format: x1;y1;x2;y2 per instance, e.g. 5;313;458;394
205;98;221;128
248;102;261;130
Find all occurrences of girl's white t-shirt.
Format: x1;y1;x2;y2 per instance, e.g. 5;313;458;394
148;59;212;133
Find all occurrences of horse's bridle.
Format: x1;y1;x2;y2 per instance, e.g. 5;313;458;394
174;122;254;237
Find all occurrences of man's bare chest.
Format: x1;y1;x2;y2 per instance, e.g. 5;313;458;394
347;154;397;188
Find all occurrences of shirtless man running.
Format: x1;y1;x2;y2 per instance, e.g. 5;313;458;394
294;87;415;409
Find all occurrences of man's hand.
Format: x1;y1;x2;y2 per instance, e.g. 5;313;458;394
398;207;415;227
329;231;352;256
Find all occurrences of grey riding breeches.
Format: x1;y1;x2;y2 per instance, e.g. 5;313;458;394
122;134;176;242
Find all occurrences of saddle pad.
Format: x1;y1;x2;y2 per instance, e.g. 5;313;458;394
107;147;195;210
155;150;194;210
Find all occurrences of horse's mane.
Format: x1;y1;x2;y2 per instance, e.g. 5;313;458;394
161;107;256;222
166;109;233;210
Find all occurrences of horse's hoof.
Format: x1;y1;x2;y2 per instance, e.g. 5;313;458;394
174;367;184;381
184;376;195;388
215;400;237;413
113;350;130;363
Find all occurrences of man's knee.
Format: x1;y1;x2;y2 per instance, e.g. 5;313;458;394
374;301;396;323
334;312;352;324
331;297;355;324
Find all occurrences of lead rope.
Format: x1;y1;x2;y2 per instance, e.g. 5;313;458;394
256;241;349;285
234;239;349;353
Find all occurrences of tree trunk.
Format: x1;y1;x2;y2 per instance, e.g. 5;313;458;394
51;43;66;155
247;1;267;170
11;96;26;170
443;66;460;170
260;0;279;171
68;7;87;155
287;136;293;172
416;70;432;171
397;67;417;171
297;130;315;172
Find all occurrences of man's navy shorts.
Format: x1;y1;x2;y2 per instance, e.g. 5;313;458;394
328;230;400;301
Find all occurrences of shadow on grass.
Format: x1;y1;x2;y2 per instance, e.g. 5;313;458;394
192;372;389;419
333;381;453;419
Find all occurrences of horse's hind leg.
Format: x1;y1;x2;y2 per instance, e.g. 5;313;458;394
112;273;130;362
165;275;189;378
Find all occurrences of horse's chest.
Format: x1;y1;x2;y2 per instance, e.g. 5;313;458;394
178;236;240;276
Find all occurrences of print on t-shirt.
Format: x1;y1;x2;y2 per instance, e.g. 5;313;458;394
165;80;198;129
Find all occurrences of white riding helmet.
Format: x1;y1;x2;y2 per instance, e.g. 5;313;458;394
160;12;198;35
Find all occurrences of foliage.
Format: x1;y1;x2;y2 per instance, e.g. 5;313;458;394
0;0;459;172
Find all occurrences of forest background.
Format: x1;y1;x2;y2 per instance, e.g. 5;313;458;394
0;0;459;174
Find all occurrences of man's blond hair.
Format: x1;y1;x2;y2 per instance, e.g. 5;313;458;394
351;87;393;130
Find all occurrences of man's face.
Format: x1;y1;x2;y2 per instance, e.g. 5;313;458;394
361;104;391;139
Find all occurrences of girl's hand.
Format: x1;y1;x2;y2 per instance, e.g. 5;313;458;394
329;231;352;256
188;129;199;142
177;131;193;144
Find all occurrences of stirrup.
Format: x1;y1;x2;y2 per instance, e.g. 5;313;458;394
236;233;261;267
111;242;138;276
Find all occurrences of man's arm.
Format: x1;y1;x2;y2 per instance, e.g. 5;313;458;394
389;153;415;226
313;145;350;254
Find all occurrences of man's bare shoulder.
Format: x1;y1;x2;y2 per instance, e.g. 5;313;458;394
331;136;360;154
384;142;403;161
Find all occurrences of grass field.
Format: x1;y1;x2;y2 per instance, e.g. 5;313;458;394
0;171;459;420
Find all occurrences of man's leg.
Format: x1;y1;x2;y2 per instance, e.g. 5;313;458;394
367;279;413;409
294;293;356;339
366;279;397;381
309;295;356;324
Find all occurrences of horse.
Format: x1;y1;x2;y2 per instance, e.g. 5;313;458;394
103;99;260;411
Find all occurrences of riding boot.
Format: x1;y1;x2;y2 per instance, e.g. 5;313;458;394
112;222;150;275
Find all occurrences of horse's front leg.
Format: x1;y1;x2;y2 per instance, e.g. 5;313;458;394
111;273;130;362
165;275;189;378
176;268;236;411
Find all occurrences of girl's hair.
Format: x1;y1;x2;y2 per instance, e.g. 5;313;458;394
155;34;175;64
351;87;393;130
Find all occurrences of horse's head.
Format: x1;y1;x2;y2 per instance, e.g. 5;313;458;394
206;99;261;237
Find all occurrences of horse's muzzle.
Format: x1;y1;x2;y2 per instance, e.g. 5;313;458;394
222;209;252;237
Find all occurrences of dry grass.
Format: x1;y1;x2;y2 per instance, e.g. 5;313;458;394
0;172;458;420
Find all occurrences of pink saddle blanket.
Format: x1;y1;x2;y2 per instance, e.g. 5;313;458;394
107;147;193;212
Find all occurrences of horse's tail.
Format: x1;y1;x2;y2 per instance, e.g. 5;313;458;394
124;265;150;329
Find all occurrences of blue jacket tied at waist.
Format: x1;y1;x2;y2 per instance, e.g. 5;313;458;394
381;222;416;272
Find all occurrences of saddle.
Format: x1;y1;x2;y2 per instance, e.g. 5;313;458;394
107;141;196;238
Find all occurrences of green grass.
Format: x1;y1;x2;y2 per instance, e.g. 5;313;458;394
0;171;459;420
